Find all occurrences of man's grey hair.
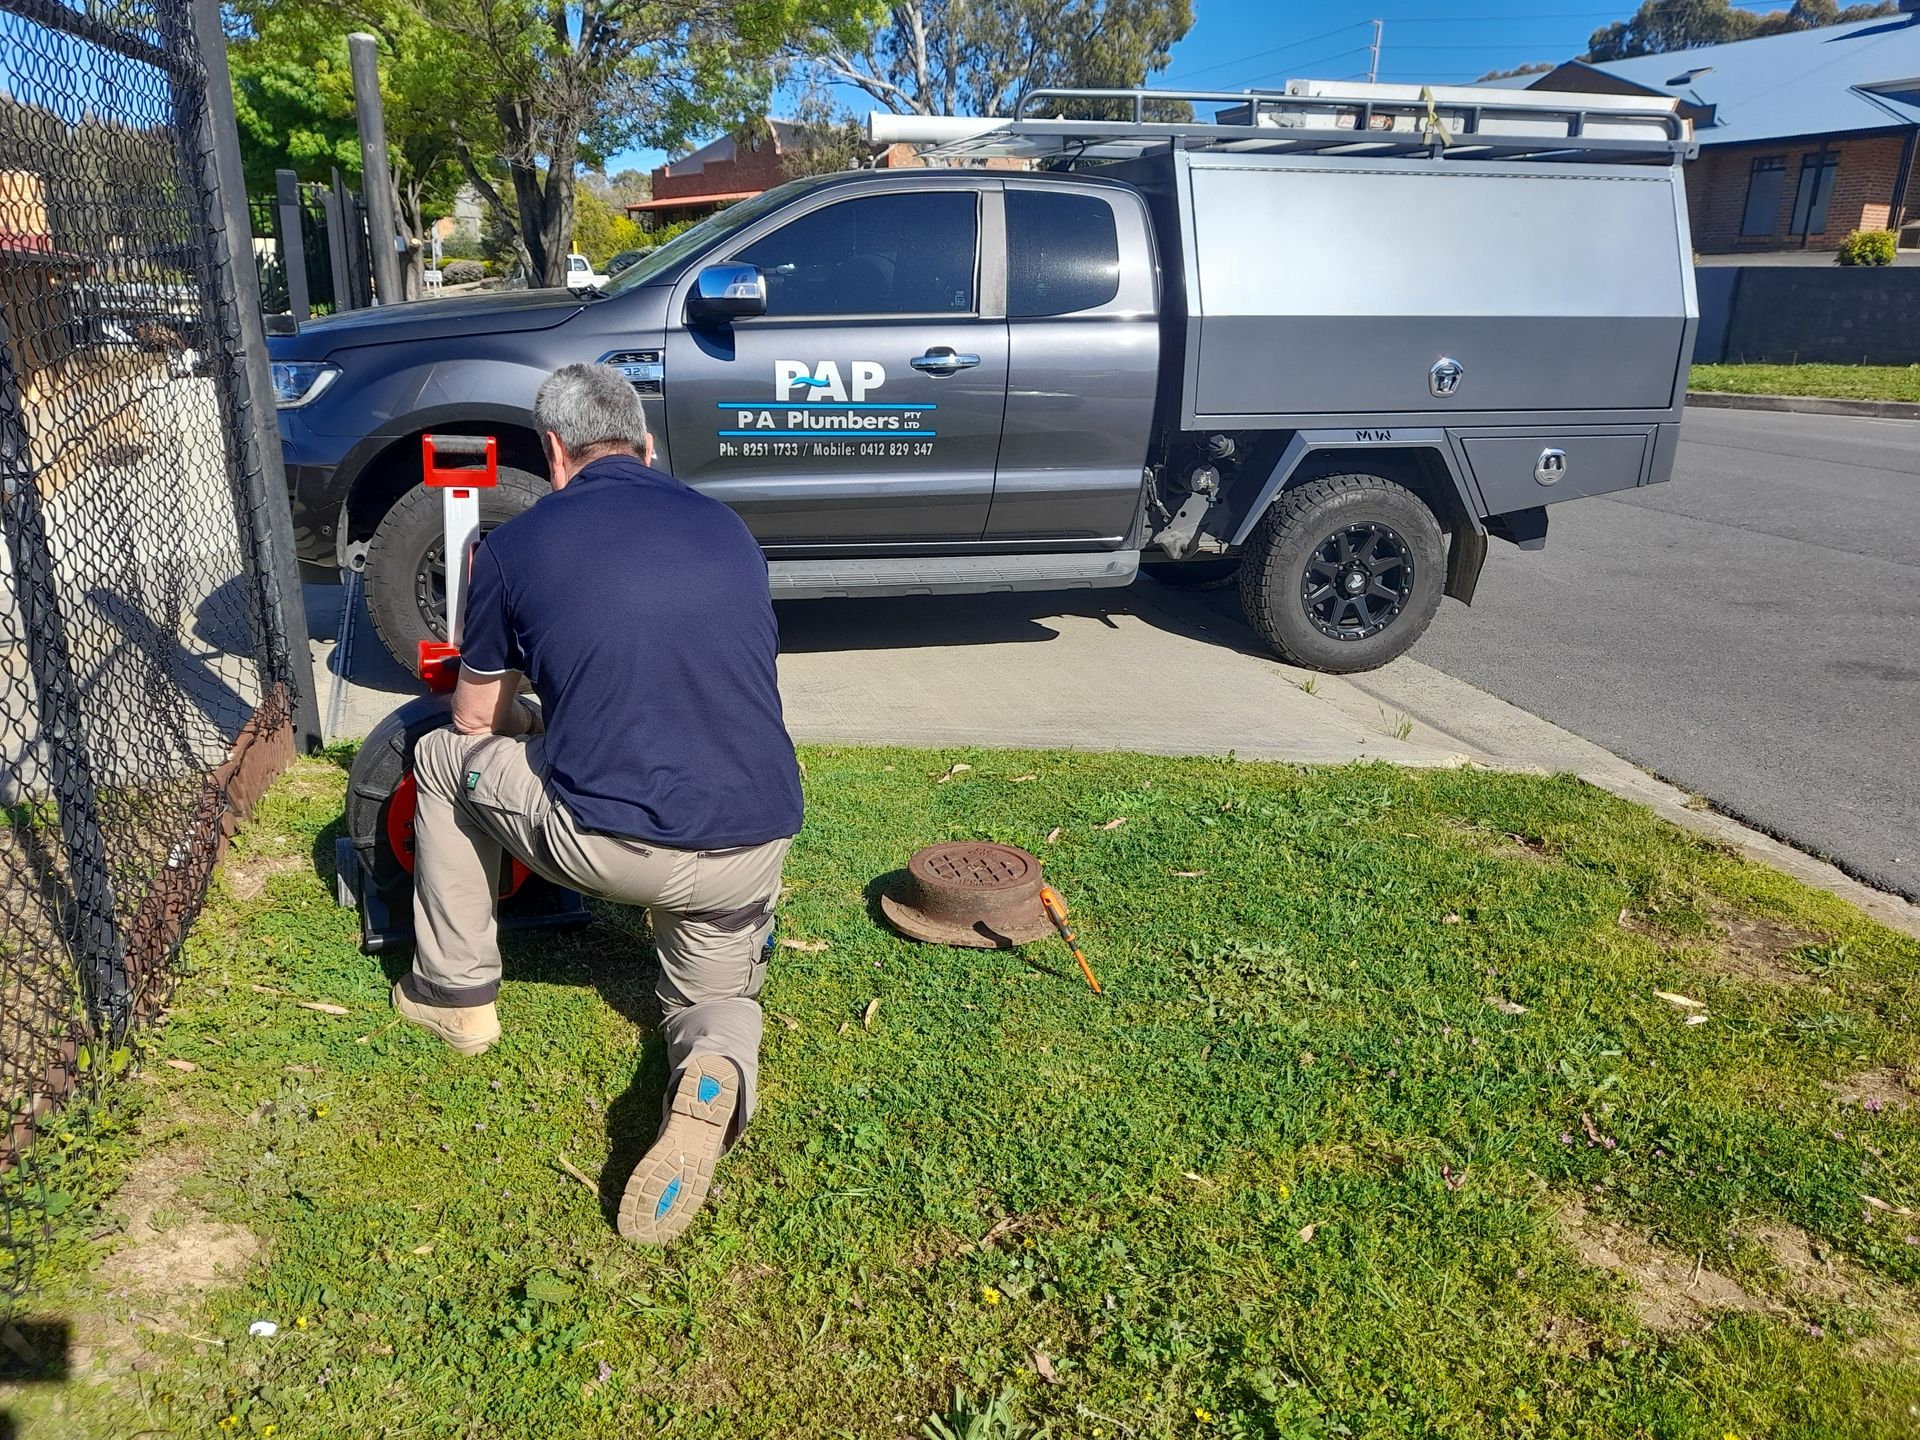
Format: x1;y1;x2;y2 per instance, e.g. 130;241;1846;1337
534;362;649;459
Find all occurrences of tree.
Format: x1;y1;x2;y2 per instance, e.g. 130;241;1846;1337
1585;0;1897;62
228;2;467;297
411;0;873;288
572;181;642;264
804;0;1194;119
1476;62;1555;83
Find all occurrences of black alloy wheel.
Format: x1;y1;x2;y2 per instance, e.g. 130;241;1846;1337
1300;521;1414;641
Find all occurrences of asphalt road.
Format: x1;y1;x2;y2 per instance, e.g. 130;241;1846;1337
1410;407;1920;902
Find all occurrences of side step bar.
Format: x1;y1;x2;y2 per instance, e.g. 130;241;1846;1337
767;551;1139;600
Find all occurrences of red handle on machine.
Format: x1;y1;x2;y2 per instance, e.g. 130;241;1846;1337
417;435;499;692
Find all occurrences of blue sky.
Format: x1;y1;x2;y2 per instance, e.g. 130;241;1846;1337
605;0;1804;174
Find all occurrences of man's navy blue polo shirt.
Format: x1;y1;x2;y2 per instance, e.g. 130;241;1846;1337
458;453;803;850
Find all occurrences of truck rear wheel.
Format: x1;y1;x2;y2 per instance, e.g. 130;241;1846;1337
1238;473;1444;673
364;466;548;675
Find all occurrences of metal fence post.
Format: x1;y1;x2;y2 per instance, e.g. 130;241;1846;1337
348;33;405;306
318;180;351;312
274;169;310;322
181;0;323;752
0;331;127;1034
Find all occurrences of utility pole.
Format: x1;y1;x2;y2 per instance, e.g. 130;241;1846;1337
1367;19;1383;85
348;32;404;306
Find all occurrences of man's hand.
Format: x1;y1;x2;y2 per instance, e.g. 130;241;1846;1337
452;666;543;737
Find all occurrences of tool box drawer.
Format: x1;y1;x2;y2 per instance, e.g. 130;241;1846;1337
1462;432;1651;515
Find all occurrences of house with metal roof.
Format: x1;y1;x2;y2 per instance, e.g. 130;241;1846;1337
1510;3;1920;252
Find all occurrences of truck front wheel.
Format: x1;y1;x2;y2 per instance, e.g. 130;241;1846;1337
1238;473;1444;673
364;466;548;675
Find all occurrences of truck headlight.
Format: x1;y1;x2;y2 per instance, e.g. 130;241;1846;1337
271;361;339;409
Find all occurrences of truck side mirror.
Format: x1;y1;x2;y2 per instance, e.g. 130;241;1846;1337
688;263;767;323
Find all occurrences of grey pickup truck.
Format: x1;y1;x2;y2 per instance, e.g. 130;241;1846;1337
269;80;1698;675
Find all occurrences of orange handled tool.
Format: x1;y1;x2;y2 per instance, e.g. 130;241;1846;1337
1039;884;1101;995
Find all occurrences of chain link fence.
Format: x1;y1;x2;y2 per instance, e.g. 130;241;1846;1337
0;0;318;1301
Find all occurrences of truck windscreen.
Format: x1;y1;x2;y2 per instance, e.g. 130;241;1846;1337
603;179;821;295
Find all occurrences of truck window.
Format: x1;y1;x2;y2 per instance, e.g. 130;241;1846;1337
733;191;978;318
1006;190;1120;318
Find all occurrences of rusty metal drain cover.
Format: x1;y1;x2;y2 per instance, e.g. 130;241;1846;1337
878;841;1057;949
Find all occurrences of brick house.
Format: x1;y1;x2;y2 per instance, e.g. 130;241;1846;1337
1507;6;1920;253
626;121;805;230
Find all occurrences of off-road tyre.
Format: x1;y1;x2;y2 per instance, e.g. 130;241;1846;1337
1140;555;1242;591
365;466;548;675
1237;473;1445;673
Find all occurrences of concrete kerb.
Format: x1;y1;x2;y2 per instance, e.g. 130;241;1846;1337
1687;389;1920;421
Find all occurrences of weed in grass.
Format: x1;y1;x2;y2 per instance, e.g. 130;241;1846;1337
921;1387;1046;1440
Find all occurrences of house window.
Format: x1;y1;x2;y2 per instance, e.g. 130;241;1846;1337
1790;152;1840;236
1741;156;1787;237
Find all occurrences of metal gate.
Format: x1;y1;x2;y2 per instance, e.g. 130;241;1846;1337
0;0;320;1301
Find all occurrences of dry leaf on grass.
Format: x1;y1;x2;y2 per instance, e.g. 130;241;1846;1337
1098;817;1128;831
1011;775;1037;784
1684;1014;1710;1026
1441;913;1463;925
409;1243;434;1256
936;762;973;784
162;1059;197;1072
1298;1223;1318;1242
1044;827;1062;843
1486;997;1527;1016
771;1013;800;1032
1029;1349;1059;1384
1653;990;1705;1010
836;1021;850;1037
299;1002;350;1016
556;1155;599;1196
1172;870;1206;878
778;938;830;953
862;998;881;1030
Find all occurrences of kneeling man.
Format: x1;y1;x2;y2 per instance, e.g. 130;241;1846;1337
392;362;804;1245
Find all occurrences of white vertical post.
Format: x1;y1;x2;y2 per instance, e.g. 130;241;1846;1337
442;485;480;648
1367;19;1383;85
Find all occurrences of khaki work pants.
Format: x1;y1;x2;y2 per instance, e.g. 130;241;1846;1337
401;727;793;1131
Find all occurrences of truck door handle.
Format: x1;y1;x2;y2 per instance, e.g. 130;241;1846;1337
910;349;981;374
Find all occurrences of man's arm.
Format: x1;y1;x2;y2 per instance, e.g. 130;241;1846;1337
451;667;543;737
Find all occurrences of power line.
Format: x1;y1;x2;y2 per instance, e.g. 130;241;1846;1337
1163;21;1370;83
1238;46;1378;90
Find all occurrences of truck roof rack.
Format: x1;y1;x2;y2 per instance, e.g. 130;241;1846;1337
868;80;1696;167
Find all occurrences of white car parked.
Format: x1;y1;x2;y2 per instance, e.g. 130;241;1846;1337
565;253;609;291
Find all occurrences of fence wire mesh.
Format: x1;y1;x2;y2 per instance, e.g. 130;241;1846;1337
0;0;305;1301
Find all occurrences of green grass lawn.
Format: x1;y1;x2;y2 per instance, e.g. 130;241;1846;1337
1691;363;1920;402
6;748;1920;1439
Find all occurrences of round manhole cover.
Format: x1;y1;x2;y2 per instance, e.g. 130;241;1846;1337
909;842;1036;903
915;841;1034;890
879;841;1054;949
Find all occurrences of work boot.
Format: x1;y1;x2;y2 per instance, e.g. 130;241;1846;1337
390;980;500;1056
617;1054;738;1245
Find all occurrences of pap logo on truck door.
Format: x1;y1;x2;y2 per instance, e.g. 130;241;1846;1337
714;359;937;461
775;360;886;402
